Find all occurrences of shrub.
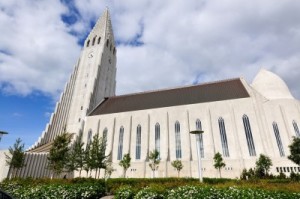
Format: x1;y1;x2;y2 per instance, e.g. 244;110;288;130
0;181;105;199
114;186;134;199
290;172;300;181
134;187;163;199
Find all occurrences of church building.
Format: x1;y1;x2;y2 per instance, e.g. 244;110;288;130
9;9;300;179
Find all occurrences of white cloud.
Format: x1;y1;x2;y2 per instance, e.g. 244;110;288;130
1;0;300;99
0;0;81;97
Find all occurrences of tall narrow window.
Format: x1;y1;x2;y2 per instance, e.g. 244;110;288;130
196;119;204;158
218;117;230;157
242;115;256;156
103;128;108;143
136;125;141;160
103;128;108;154
117;126;124;160
97;37;101;44
273;122;285;157
155;123;160;158
292;120;300;137
92;36;96;46
86;40;90;47
86;130;92;149
175;121;182;159
106;39;109;47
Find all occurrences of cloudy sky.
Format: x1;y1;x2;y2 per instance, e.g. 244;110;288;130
1;0;300;149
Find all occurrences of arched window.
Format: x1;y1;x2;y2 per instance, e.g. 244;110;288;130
87;130;93;147
273;122;285;157
155;123;160;157
117;126;124;160
92;36;96;46
175;121;182;159
86;40;90;47
113;47;116;55
103;128;108;143
218;117;230;157
242;115;256;156
292;120;300;137
136;125;141;160
106;39;109;47
97;37;101;44
102;128;108;154
196;119;204;158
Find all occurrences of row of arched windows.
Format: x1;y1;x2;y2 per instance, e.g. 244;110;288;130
86;36;116;55
86;118;300;160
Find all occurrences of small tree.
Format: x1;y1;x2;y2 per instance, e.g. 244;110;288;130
288;137;300;166
66;131;85;177
73;131;85;177
148;150;160;178
255;154;272;178
90;133;100;178
119;153;131;177
96;135;110;178
213;152;225;178
105;162;115;179
5;138;26;179
47;132;71;179
171;160;183;177
83;142;92;177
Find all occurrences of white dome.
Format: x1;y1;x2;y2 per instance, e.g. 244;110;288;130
251;69;294;99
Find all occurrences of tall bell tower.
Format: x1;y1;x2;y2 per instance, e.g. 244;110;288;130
66;9;117;135
16;9;117;179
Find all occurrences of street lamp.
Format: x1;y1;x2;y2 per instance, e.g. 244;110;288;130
0;131;8;142
190;130;204;182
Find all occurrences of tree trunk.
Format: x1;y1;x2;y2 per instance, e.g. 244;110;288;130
178;171;180;178
123;169;126;178
95;169;98;179
79;169;82;177
219;168;222;178
98;169;101;179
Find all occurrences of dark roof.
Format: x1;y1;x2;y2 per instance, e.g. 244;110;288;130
89;78;250;115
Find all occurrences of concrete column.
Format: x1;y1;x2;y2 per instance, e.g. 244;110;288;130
230;106;245;173
186;110;192;177
279;105;293;142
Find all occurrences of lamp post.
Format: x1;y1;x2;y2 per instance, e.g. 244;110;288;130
0;131;8;142
190;130;204;182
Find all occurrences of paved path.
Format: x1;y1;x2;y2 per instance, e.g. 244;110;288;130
100;196;114;199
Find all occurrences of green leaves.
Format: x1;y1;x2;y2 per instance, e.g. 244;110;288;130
171;160;183;177
47;132;71;177
149;150;160;172
119;153;131;177
255;154;272;177
288;136;300;166
213;152;225;178
5;138;26;178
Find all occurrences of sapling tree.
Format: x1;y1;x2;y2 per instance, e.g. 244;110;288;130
48;132;71;179
255;154;272;178
288;137;300;166
119;153;131;177
5;138;26;179
213;152;226;178
171;159;183;177
148;149;160;178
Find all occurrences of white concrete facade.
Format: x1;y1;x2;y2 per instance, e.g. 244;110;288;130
6;10;300;180
81;74;300;178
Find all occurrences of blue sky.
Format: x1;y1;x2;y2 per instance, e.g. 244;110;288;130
1;0;300;149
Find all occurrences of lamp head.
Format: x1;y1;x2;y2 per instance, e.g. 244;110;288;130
0;131;8;135
190;130;204;134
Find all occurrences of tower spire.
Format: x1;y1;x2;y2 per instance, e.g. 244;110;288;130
85;8;115;47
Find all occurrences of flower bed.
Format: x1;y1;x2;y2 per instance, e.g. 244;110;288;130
0;181;105;199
